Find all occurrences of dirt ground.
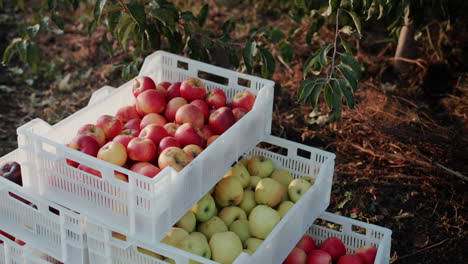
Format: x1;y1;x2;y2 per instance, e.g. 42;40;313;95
0;2;467;263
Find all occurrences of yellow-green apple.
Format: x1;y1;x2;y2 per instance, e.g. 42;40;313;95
174;123;205;148
177;233;211;263
183;144;203;161
124;119;141;131
209;232;243;264
127;138;157;162
66;135;100;167
191;232;208;243
120;128;139;137
132;76;156;98
277;201;294;218
238;158;249;167
208;107;236;135
244;238;263;253
355;245;377;264
175;104;204;128
158;146;191;171
281;189;289;202
255;178;285;207
232;107;248;121
307;250;332;264
112;134;135;148
96;115;124;140
224;163;250;188
219;206;247;227
239;189;256;215
163;123;180;137
190;99;209;122
271;169;294;187
288;178;312;203
248;205;281;239
97;141;127;166
214;177;244;207
247;156;275;178
206;135;219;147
190;194;217;222
198;216;228;240
206;88;227;109
284;247;307;264
136;90;166;115
200;125;214;140
229;219;251;243
180;77;207;102
115;105;140;123
0;161;22;185
136;247;163;260
166;82;181;100
161;227;189;247
337;255;363;264
165;97;188;122
159;136;181;155
77;124;106;146
176;211;197;232
296;235;316;254
249;176;261;189
320;237;346;262
302;176;316;185
130;162;161;178
243;249;254;256
78;164;102;178
139;124;169;145
140;113;167;129
232;91;256;111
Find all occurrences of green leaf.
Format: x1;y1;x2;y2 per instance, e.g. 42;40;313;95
309;81;325;108
322;0;340;16
229;48;239;68
88;20;96;37
17;40;27;61
269;28;285;44
221;19;234;39
297;78;318;103
366;0;378;20
343;10;362;38
48;0;56;10
2;38;21;65
93;0;107;23
340;25;355;35
336;78;355;108
324;83;333;108
341;54;361;78
181;11;196;22
51;14;64;30
120;22;135;49
294;0;307;10
198;3;209;27
279;41;293;63
329;80;343;121
340;35;352;54
145;23;160;50
319;43;333;67
337;64;358;91
101;33;113;56
26;24;40;39
26;43;40;72
152;8;177;29
242;41;256;74
127;1;146;33
259;47;275;79
107;12;121;36
303;55;321;78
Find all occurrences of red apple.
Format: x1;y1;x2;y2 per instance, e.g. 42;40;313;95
165;97;188;122
139;124;169;146
158;147;191;171
284;247;307;264
124;119;141;131
338;255;363;264
159;136;181;155
66;135;100;167
116;105;140;123
97;142;127;166
208;106;236;134
180;77;206;101
307;250;332;264
140;113;167;129
175;123;205;148
114;171;129;182
164;123;180;137
136;90;166;115
113;134;135;148
96;115;124;140
0;230;15;242
320;237;346;262
355;246;377;264
190;99;209;122
126;138;157;162
132;76;156;98
206;88;227;109
77;124;106;146
175;104;204;128
232;91;255;111
183;144;203;161
296;235;316;254
232;107;248;121
206;135;219;147
78;164;102;178
130;162;161;178
199;125;214;140
166;82;181;100
156;83;168;95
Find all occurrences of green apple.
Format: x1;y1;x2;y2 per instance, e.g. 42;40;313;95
271;169;294;187
177;233;211;263
161;227;189;247
254;178;285;207
198;216;228;240
190;232;208;243
247;156;275;178
214;177;244;207
239;189;257;215
229;219;251;243
288;178;312;203
164;258;176;264
224;163;250;188
238;158;249;167
249;176;261;189
176;211;197;232
243;249;254;256
248;205;281;239
301;176;316;185
219;206;247;227
190;194;217;222
281;189;289;201
277;201;294;218
209;232;243;264
244;238;264;253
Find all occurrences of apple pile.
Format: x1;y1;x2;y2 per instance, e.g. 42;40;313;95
0;161;22;186
65;76;257;181
150;155;316;264
284;235;378;264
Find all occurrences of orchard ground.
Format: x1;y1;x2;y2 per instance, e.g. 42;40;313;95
0;2;467;264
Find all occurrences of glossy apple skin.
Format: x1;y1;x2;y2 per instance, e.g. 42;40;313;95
190;99;210;123
208;107;236;135
97;141;128;167
355;246;377;264
164;123;180;137
283;247;307;264
175;104;204;128
77;124;106;146
126;137;157;162
113;134;135;148
136;90;166;115
78;164;102;178
165;97;188;122
140;113;167;129
132;76;156;98
116;105;141;123
175;123;205;148
66;135;101;167
206;88;227;109
96;115;124;140
320;237;347;262
307;250;332;264
130;162;161;178
232;91;256;111
296;235;316;254
206;135;219;147
124;119;141;131
159;137;181;155
180;77;207;102
166;82;182;100
232;107;248;121
158;147;191;171
199;125;214;140
139;124;169;146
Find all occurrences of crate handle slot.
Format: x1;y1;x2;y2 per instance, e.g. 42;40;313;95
297;148;312;159
197;70;229;86
49;206;60;216
177;60;189;70
238;77;251;88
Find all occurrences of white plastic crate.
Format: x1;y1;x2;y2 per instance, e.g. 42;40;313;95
0;233;65;264
16;50;274;244
86;135;336;264
0;150;88;264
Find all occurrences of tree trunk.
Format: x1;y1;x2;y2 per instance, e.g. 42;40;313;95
393;22;415;73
